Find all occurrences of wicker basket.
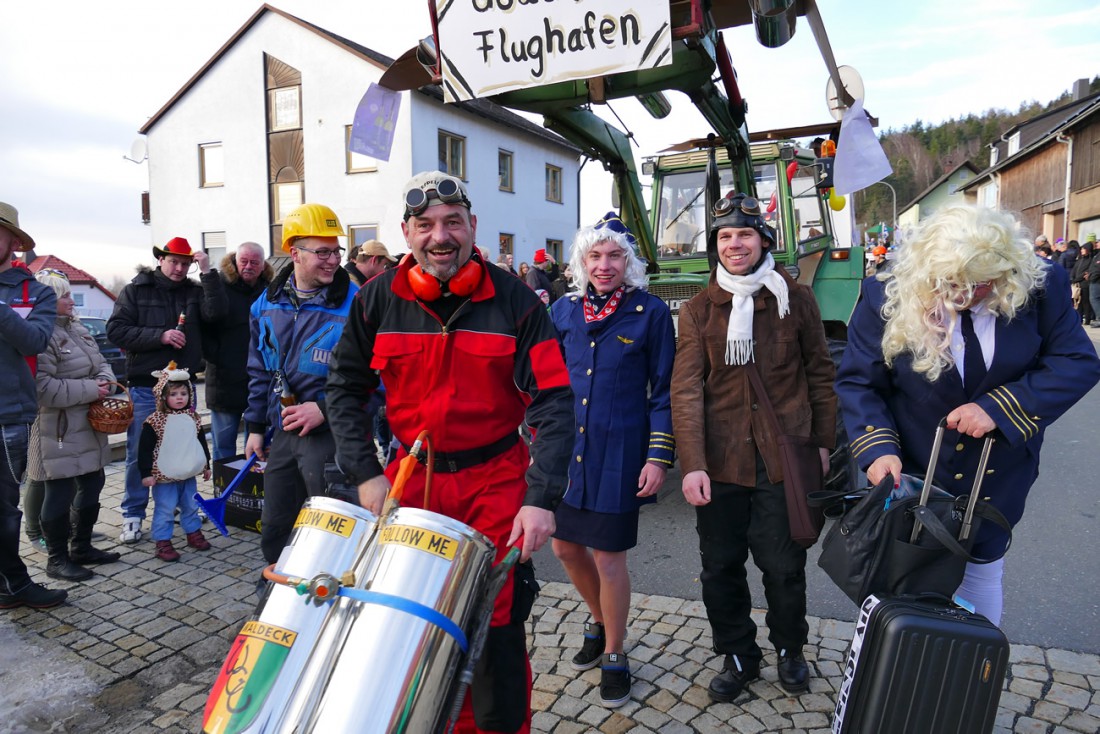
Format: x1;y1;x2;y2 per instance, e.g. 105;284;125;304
88;381;134;434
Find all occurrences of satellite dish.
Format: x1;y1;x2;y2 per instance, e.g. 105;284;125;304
825;65;865;121
124;137;148;164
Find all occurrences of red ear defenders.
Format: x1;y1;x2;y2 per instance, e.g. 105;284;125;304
407;258;482;301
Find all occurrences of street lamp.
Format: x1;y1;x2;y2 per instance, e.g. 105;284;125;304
874;180;897;237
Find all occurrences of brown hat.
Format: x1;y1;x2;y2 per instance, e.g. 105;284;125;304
357;239;397;263
0;202;36;252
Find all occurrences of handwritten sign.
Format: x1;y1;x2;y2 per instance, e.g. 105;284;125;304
437;0;672;103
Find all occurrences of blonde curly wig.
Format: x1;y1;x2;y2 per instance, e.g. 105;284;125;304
879;205;1046;382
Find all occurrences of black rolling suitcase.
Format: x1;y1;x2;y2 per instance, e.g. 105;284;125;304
832;593;1009;734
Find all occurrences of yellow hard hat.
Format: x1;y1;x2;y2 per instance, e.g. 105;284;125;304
281;203;346;253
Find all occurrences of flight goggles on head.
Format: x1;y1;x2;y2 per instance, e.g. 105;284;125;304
403;176;471;220
712;194;761;218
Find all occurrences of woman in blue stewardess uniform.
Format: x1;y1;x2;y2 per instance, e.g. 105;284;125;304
836;205;1100;625
549;213;675;708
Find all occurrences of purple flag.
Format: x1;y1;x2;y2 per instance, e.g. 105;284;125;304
350;83;400;162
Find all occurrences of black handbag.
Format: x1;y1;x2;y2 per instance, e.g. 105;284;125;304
817;419;1013;606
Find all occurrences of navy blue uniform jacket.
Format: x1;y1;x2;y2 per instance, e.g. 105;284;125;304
551;288;676;513
836;263;1100;552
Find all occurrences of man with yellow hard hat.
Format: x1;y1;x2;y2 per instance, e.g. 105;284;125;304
243;203;358;565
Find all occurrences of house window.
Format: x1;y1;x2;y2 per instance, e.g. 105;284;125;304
438;130;466;179
1007;132;1020;157
199;143;223;188
348;224;380;250
546;239;562;262
545;164;562;203
269;86;301;132
979;181;998;209
345;125;378;174
500;233;514;256
499;150;513;191
72;292;85;307
989;147;1000;166
273;181;304;223
202;231;227;264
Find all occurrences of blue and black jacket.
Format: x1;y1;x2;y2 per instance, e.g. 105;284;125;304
245;263;358;435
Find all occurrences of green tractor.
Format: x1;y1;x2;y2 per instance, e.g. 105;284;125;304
644;137;865;345
382;0;867;493
641;136;864;493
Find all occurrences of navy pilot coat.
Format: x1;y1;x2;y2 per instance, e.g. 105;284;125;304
551;288;676;514
835;263;1100;554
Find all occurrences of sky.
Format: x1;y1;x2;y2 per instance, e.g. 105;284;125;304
1;0;1097;285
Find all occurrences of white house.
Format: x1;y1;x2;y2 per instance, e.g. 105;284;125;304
138;4;581;267
27;254;117;319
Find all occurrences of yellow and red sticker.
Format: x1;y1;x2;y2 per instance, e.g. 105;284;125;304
201;621;296;734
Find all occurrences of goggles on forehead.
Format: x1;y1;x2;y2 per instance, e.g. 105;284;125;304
38;268;69;281
713;195;762;218
403;176;471;220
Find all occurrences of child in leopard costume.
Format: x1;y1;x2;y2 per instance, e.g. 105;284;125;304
138;363;212;561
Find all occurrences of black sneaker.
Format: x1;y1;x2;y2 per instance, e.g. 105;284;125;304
599;652;631;708
571;620;605;671
777;649;809;694
0;581;68;609
708;654;760;703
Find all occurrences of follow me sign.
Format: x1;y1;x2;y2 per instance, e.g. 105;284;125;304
438;0;673;103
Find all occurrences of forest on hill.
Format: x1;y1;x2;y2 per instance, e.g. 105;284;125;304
854;76;1100;234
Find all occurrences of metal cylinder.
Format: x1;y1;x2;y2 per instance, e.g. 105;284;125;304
201;497;378;734
280;507;496;733
750;0;798;48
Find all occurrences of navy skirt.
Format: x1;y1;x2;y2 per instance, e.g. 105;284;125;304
553;501;640;552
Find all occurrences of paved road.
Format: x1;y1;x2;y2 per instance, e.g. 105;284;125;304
534;327;1100;655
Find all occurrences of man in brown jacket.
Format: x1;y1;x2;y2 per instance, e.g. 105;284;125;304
671;193;836;702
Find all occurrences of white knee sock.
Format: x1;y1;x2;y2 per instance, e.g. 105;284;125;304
954;558;1005;625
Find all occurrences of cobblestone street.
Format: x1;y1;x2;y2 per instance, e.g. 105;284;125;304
1;462;1098;733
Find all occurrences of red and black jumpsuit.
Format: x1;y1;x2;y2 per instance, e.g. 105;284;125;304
326;254;573;734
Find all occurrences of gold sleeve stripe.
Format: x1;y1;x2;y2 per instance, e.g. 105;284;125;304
991;385;1038;435
851;437;901;459
987;386;1038;440
648;457;675;467
650;431;675;439
851;428;898;452
650;438;675;448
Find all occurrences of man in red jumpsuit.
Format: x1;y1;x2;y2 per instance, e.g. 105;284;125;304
326;171;574;734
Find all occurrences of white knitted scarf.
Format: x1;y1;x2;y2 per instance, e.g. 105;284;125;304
715;253;790;365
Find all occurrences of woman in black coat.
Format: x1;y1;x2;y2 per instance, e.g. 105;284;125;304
1071;241;1094;326
1088;239;1100;329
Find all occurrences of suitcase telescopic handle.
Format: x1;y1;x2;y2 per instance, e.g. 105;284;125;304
910;418;996;543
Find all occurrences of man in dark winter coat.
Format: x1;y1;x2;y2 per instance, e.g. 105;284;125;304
0;202;67;609
107;237;226;544
202;242;273;460
525;248;556;302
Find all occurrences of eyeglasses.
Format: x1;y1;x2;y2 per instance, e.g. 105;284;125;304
713;195;761;218
295;245;345;260
404;176;470;219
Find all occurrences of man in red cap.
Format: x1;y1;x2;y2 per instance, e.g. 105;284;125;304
525;248;556;303
107;237;226;544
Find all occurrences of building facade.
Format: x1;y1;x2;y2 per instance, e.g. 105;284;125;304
138;5;580;266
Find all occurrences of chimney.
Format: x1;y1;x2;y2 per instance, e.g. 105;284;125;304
1073;78;1089;101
